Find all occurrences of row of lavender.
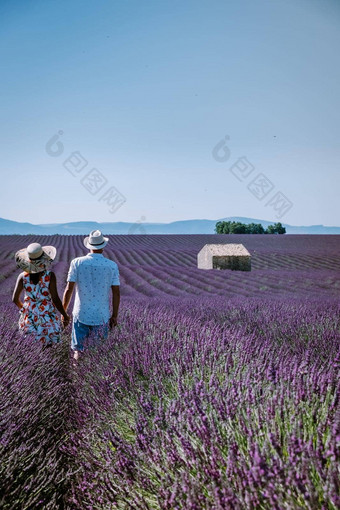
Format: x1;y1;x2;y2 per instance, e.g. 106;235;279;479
1;233;340;255
1;297;339;509
0;235;340;301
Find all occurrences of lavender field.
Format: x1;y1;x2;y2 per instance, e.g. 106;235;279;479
0;234;339;509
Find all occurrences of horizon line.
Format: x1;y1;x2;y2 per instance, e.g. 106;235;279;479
1;215;340;229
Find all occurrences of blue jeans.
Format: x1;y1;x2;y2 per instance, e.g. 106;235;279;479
71;319;109;352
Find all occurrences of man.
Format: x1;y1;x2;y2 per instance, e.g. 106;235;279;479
63;230;120;362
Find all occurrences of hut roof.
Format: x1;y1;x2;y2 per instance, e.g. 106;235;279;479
199;244;251;256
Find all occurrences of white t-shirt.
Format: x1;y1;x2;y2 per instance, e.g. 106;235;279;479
67;253;120;325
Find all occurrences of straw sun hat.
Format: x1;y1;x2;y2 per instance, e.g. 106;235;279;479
15;243;57;274
83;230;109;250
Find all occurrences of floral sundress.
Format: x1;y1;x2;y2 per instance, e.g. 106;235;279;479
19;270;61;344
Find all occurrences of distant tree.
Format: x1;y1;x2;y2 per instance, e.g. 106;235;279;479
215;221;232;234
275;222;286;234
216;222;223;234
215;220;285;234
229;222;247;234
247;223;265;234
265;222;286;234
223;222;231;234
266;224;276;234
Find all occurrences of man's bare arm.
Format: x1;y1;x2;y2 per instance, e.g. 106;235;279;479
110;285;120;328
63;281;75;312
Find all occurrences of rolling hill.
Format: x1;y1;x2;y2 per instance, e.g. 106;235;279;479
0;216;339;235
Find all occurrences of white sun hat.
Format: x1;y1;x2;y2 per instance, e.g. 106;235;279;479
83;229;109;250
15;243;57;273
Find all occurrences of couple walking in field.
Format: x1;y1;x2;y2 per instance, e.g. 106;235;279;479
12;230;120;361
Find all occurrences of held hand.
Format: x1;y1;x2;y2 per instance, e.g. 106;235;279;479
61;314;70;329
109;316;118;329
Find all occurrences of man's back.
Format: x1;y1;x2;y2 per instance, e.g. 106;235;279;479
67;253;120;325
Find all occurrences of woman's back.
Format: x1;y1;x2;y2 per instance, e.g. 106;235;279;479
13;242;69;345
19;270;61;344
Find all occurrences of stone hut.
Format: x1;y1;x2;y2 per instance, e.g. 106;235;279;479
197;244;251;271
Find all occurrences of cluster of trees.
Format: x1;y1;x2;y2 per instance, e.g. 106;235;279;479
215;221;286;234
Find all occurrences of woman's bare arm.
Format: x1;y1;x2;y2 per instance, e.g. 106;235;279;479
49;272;69;324
12;274;24;309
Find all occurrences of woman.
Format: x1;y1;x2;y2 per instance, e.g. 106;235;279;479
12;242;69;345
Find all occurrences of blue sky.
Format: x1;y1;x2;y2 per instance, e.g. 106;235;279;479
1;0;339;226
